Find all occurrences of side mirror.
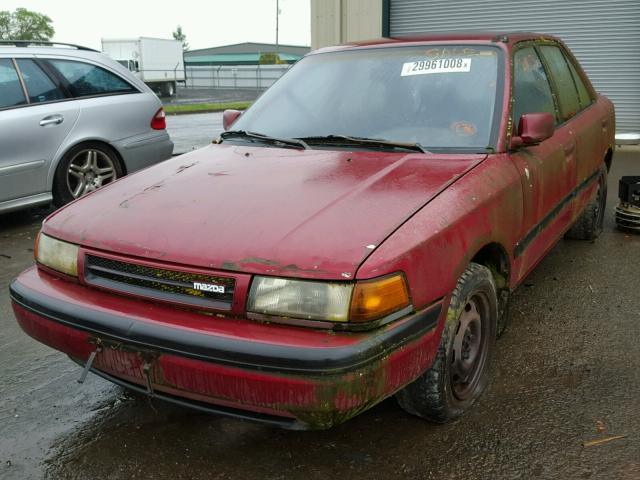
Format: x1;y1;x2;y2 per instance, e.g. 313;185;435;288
222;109;242;130
510;112;555;149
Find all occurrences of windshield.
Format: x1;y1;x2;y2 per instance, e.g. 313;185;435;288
233;45;502;151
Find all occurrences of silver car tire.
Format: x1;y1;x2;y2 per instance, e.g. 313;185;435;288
53;143;123;207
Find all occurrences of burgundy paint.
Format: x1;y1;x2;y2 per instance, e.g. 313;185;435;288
517;112;555;145
11;33;616;428
43;146;486;280
12;268;443;425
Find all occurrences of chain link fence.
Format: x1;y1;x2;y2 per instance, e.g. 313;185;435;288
184;65;291;90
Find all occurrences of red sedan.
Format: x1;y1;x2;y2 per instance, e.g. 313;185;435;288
11;33;615;429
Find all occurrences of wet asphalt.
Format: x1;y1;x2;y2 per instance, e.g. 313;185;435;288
166;111;224;155
0;148;639;480
163;87;262;107
165;87;261;155
165;88;262;155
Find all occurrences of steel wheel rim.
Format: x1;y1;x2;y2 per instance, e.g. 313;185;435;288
450;293;490;401
593;177;605;228
66;149;116;198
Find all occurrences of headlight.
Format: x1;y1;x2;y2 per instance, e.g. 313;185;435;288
247;276;353;322
35;232;79;277
247;273;410;324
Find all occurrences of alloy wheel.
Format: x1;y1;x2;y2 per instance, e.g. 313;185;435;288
66;149;117;198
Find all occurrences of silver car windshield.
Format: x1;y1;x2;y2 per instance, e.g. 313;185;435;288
233;45;502;151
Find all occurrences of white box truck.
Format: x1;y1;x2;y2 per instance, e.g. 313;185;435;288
101;37;185;97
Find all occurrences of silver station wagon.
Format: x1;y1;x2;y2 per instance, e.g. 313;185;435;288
0;41;173;214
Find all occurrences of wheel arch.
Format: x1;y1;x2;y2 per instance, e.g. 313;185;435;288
604;147;613;172
470;242;511;293
469;241;512;335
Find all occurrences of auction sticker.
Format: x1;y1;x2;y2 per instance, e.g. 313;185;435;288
401;58;471;76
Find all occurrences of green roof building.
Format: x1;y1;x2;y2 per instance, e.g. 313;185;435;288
184;42;310;66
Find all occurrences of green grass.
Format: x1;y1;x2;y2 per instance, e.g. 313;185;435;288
164;101;252;115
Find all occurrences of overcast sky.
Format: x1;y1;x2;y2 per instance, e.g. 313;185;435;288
2;0;310;50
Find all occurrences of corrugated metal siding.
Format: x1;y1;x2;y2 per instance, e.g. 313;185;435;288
389;0;640;134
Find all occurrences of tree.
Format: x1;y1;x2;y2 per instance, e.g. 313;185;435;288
0;8;54;41
172;25;189;51
259;52;284;65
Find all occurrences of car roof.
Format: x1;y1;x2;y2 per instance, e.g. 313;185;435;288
0;41;106;61
0;46;105;60
312;32;561;54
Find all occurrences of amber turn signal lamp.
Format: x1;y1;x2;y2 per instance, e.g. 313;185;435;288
349;274;410;323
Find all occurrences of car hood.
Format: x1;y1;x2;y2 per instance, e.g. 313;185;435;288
44;144;486;280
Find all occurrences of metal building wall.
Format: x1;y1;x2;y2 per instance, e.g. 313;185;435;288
311;0;383;50
389;0;640;138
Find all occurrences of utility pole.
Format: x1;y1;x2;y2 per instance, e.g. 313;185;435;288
276;0;280;57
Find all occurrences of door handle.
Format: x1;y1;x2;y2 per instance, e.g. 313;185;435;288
39;115;64;127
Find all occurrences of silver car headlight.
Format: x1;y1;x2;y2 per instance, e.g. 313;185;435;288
247;276;353;322
36;232;79;277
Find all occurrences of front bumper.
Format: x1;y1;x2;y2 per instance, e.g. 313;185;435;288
10;267;443;429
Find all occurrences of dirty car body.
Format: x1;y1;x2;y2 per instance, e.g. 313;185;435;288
10;33;615;429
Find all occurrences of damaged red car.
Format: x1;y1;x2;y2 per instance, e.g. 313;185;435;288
11;33;615;429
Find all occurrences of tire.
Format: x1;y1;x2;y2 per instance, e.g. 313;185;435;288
160;82;175;97
496;289;510;338
53;142;123;207
565;166;607;240
396;263;498;423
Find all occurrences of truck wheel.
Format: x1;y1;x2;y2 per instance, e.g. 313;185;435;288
53;143;123;207
565;166;607;241
396;263;497;423
161;82;175;97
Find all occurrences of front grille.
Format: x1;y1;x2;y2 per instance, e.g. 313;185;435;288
84;255;235;310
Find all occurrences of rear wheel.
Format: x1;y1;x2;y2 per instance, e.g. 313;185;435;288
396;263;497;422
53;143;123;207
565;166;607;240
161;82;175;97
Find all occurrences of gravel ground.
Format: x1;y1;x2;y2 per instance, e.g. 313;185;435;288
0;147;639;480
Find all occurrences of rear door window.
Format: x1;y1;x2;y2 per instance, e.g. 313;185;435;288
0;59;27;109
566;58;592;109
15;59;64;104
48;59;136;97
512;47;557;127
538;45;581;121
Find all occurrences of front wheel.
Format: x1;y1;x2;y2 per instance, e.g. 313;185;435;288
53;143;123;207
396;263;497;423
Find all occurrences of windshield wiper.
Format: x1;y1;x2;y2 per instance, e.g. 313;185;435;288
298;135;428;153
219;130;309;150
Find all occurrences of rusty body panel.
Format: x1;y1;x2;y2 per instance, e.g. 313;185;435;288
10;32;616;428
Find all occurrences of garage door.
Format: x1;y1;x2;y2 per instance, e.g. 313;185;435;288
389;0;640;138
